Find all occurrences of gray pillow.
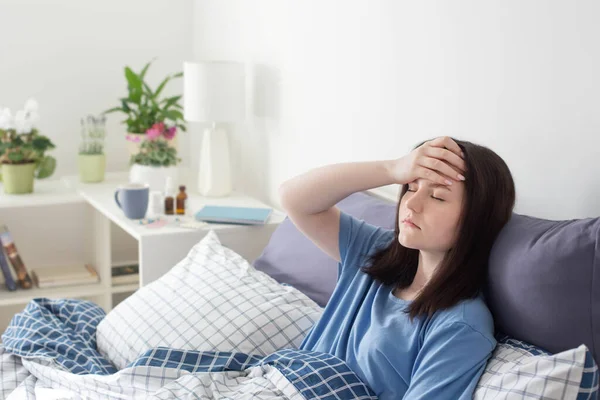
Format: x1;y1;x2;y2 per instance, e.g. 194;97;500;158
486;213;600;363
253;192;396;306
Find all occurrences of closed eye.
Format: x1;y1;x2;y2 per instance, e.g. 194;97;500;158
406;188;445;202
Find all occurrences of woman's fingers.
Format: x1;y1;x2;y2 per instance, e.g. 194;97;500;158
424;146;467;174
415;166;454;186
428;136;463;159
418;157;464;183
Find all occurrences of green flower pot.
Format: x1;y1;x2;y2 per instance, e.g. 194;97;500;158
78;154;106;183
1;163;36;194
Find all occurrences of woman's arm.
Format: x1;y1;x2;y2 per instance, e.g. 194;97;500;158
278;136;466;263
278;160;397;263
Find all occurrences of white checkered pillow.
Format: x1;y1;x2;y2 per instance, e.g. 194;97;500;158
96;230;324;370
475;335;599;399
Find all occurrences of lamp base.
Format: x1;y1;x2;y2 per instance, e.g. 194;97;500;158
198;124;232;197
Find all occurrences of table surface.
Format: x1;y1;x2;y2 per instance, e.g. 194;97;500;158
61;172;286;240
0;177;83;208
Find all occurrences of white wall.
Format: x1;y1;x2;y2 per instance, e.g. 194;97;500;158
193;0;600;220
0;0;194;331
0;0;194;176
2;1;598;220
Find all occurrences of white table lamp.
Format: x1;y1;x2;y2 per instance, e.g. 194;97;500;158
183;61;245;196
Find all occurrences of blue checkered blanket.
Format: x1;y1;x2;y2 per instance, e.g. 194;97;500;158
0;298;377;399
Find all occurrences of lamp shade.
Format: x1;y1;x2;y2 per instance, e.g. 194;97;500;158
183;61;245;122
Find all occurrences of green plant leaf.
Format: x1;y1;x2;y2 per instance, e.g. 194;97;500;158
163;109;183;121
7;152;24;162
143;82;153;95
103;107;123;114
153;76;171;99
129;87;142;103
139;57;157;80
154;72;183;100
125;67;142;92
121;99;131;112
161;95;182;109
36;156;56;179
32;136;54;151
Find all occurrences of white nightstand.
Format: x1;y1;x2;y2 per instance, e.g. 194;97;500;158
57;172;285;312
0;172;285;331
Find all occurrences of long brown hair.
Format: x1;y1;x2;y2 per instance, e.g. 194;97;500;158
363;138;515;319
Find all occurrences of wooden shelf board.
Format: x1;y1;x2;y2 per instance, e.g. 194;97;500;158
0;282;106;306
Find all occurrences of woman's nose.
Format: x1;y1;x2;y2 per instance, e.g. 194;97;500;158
405;192;423;213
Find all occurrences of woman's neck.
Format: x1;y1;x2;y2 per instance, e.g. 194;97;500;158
393;249;446;301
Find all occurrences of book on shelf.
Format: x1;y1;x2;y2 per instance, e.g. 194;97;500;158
0;225;33;289
111;263;139;285
194;205;273;225
31;264;99;289
0;237;17;291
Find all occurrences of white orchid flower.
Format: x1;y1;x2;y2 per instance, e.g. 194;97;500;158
0;107;14;131
14;109;33;134
19;120;33;134
27;110;40;125
24;98;39;113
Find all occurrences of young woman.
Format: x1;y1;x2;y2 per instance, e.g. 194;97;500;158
279;136;515;399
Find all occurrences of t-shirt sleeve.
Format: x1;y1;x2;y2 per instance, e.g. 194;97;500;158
402;322;495;400
338;210;391;276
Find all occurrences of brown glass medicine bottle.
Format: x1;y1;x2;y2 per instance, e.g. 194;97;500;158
176;185;187;215
164;177;175;215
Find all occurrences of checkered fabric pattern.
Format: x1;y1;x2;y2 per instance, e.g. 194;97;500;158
474;334;599;399
0;343;28;399
1;296;115;374
0;297;375;399
96;230;324;370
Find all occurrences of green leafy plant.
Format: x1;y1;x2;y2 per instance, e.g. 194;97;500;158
103;58;187;134
79;115;106;155
0;100;56;179
130;137;180;167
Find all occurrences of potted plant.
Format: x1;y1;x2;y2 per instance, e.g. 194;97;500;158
103;58;187;157
78;115;106;183
0;99;56;194
128;122;181;191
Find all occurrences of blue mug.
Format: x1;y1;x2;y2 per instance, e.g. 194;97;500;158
114;183;149;219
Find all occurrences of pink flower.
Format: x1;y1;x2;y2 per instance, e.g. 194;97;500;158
154;122;165;132
163;126;177;140
145;126;162;140
126;134;142;143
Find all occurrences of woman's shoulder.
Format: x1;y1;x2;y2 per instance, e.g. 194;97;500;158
428;294;495;344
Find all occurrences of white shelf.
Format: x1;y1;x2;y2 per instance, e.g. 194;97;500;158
111;283;139;294
0;176;83;209
0;169;285;330
61;172;287;241
0;282;107;307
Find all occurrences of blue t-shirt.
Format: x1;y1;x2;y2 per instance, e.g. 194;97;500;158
299;211;496;400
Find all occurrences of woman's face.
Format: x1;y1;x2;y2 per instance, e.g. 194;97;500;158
398;179;465;252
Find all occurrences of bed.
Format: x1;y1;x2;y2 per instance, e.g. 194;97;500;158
1;189;598;399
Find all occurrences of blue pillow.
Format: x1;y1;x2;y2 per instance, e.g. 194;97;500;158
253;192;396;306
486;213;600;364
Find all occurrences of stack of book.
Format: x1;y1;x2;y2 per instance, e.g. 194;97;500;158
31;264;99;289
111;262;139;285
194;205;273;225
0;224;33;291
0;224;100;291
